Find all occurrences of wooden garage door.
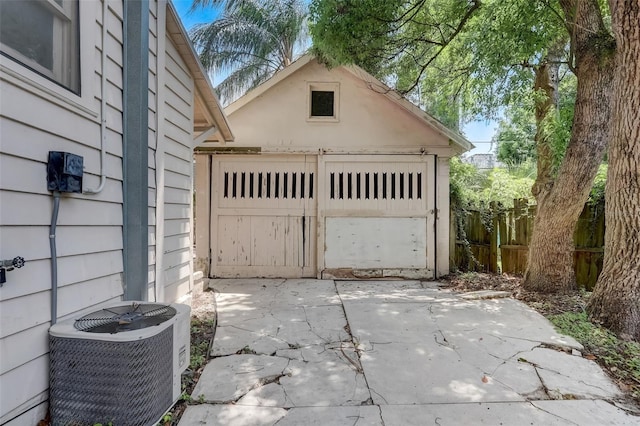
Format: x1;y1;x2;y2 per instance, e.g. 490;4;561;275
211;155;317;277
320;155;436;277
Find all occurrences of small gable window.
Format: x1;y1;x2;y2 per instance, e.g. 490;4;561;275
308;82;339;122
311;91;334;117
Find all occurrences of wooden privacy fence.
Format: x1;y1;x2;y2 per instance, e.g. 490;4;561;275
451;199;605;289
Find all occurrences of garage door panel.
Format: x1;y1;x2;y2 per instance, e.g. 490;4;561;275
324;217;427;269
216;215;313;269
325;160;427;213
320;155;434;277
217;216;250;266
212;155;317;277
250;216;288;266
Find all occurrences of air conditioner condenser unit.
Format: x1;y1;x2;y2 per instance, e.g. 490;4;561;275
49;302;190;426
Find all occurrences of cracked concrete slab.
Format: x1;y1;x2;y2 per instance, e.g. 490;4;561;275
211;303;349;356
531;400;640;424
275;406;383;425
429;297;583;351
179;279;635;426
336;280;454;304
492;358;549;399
211;278;341;308
380;400;639;425
519;347;623;400
344;302;441;343
359;341;525;404
232;344;370;408
179;405;287;426
191;354;290;403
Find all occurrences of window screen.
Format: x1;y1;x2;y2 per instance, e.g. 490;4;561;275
311;90;335;117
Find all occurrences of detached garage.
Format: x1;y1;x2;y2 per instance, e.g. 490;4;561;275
195;55;472;280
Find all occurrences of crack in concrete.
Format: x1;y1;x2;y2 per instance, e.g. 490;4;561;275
497;334;580;352
377;405;387;426
302;305;332;344
529;401;582;425
369;388;389;404
517;352;622;397
334;280;375;408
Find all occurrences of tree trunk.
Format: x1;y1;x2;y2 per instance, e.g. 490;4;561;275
587;0;640;339
530;61;559;209
522;0;615;293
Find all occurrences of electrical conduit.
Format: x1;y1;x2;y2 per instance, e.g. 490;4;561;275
50;192;61;325
84;0;108;194
51;0;107;324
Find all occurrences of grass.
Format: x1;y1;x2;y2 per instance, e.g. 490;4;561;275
548;311;640;402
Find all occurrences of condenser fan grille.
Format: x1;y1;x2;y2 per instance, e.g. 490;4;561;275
74;303;177;333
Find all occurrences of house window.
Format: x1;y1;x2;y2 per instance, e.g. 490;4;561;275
0;0;80;93
308;82;339;121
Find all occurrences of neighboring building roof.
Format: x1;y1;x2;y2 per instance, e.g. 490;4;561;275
224;54;473;154
462;153;503;170
166;2;233;143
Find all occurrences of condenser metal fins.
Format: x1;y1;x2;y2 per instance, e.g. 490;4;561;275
49;327;174;426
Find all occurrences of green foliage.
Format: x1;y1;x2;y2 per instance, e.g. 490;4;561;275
450;157;533;208
549;311;640;400
189;317;214;371
449;157;486;206
495;72;577;172
539;73;576;172
588;164;607;206
495;101;537;168
190;0;308;103
310;0;400;75
481;168;533;207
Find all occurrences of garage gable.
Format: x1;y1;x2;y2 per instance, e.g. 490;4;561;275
213;55;471;156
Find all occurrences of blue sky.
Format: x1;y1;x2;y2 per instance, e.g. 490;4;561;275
172;0;220;29
172;0;497;155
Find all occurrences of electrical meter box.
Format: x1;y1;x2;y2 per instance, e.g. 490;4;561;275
47;151;83;193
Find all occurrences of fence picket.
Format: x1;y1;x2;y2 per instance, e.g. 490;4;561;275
452;199;604;289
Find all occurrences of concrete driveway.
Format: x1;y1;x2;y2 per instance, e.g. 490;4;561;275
179;279;637;425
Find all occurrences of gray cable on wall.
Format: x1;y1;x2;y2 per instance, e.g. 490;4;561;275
50;191;61;325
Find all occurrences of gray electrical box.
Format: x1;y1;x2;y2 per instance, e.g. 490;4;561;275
47;151;83;193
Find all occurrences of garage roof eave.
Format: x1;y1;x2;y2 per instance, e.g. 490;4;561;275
343;65;474;155
166;2;234;143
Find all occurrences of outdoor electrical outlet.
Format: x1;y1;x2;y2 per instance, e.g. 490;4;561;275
47;151;83;193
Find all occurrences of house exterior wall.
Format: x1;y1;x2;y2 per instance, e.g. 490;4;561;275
0;1;199;422
0;2;125;422
159;35;195;303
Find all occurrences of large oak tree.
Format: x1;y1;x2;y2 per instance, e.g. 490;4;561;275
522;0;615;292
587;0;640;339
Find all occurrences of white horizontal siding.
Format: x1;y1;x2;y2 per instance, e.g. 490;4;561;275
0;0;126;423
160;35;194;303
147;0;160;299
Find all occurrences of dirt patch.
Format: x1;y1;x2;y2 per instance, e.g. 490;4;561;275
165;282;217;424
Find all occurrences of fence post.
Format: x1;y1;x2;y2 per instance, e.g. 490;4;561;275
489;201;498;273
